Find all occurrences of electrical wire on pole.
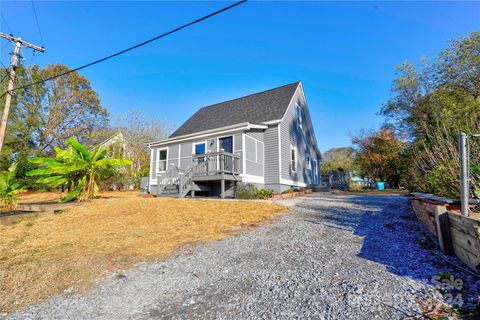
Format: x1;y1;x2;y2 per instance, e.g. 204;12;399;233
0;32;45;153
0;0;247;100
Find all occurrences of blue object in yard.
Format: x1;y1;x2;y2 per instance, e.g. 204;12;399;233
377;182;385;190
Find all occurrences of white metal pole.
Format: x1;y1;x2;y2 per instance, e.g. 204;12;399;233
459;132;469;217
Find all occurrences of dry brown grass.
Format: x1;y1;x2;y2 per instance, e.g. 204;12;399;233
16;190;137;203
0;193;287;312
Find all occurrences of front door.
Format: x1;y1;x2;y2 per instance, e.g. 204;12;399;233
218;136;233;153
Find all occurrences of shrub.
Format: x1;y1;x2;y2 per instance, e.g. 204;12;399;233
282;188;295;194
254;188;273;199
426;164;459;198
234;184;273;199
234;183;257;199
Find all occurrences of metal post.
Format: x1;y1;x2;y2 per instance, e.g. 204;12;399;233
220;179;225;199
459;132;469;217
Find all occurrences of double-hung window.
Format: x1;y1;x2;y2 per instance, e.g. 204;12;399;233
306;154;311;170
291;145;297;172
296;104;303;129
157;149;167;172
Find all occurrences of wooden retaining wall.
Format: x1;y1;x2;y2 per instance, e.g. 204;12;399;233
448;213;480;272
411;193;480;274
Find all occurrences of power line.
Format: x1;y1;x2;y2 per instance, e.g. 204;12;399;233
0;12;13;35
0;0;247;99
30;0;45;46
0;60;11;83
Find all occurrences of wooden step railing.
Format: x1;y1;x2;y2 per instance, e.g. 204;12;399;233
157;165;194;198
179;167;193;198
156;166;181;196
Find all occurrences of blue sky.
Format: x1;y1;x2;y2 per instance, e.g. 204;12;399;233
1;1;479;152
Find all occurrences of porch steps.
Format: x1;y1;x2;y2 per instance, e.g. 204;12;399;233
157;183;211;198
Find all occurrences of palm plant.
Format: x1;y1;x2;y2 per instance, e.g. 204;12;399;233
0;163;26;211
27;137;132;202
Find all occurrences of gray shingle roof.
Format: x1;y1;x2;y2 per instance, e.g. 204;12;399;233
169;81;300;138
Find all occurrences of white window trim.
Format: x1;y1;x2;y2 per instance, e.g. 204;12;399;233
290;145;297;172
150;148;156;186
192;140;208;155
306;154;311;171
156;147;168;173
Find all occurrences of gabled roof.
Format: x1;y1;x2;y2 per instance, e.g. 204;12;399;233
169;81;300;138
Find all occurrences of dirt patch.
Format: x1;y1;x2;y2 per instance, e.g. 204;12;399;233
0;193;287;312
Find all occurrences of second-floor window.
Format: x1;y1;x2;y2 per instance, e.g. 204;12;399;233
291;145;297;172
306;154;311;170
296;104;303;129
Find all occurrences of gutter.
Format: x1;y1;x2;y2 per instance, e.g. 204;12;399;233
147;122;268;148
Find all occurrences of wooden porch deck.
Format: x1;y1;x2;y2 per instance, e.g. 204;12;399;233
156;151;242;198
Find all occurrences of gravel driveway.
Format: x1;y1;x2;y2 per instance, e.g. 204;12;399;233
8;193;480;319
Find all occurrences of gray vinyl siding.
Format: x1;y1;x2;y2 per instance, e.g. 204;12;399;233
280;86;320;186
169;144;179;160
246;130;264;142
264;124;279;185
246;161;263;176
234;135;242;151
245;137;256;162
180;157;192;169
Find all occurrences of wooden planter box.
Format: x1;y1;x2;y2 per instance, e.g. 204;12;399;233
411;193;480;274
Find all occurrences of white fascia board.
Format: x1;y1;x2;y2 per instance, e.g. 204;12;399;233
148;122;267;148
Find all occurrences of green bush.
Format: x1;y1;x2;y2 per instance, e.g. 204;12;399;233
254;188;273;199
281;188;295;194
234;184;273;199
234;183;257;199
426;165;459;198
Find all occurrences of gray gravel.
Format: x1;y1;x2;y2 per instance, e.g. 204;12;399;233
7;193;480;319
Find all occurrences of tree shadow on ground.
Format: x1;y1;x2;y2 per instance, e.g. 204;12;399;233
299;194;469;282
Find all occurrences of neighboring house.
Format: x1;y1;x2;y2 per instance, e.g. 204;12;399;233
97;131;134;190
99;132;127;159
146;81;322;198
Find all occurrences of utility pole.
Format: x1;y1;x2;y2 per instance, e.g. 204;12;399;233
0;32;44;154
